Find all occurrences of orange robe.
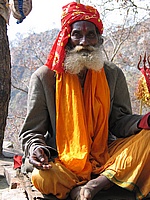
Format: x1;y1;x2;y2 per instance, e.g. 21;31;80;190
32;69;150;199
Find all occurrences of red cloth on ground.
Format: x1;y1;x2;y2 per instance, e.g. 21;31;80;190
13;155;22;169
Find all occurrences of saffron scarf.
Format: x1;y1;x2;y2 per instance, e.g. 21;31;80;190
56;68;110;180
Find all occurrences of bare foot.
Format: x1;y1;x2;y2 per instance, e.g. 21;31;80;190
70;175;112;200
70;186;82;200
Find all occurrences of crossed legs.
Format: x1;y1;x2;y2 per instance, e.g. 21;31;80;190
70;175;112;200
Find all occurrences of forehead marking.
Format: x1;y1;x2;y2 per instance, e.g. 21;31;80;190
82;22;87;32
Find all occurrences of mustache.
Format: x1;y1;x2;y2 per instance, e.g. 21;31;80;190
69;45;97;54
64;45;104;74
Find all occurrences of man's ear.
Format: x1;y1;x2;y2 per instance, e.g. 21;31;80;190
96;27;104;45
99;35;104;45
66;38;73;51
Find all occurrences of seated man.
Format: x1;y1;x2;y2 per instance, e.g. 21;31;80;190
19;2;150;200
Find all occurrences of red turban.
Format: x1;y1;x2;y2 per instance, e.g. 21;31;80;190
45;2;103;73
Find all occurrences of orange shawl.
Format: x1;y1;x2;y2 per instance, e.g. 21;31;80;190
56;69;110;180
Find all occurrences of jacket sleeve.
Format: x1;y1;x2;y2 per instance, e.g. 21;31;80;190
106;63;143;138
19;68;57;158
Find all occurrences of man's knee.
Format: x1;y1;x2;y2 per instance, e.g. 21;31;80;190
31;168;53;194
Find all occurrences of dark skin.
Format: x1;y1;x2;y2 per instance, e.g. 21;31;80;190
29;21;100;170
70;20;99;47
29;21;111;200
29;147;50;170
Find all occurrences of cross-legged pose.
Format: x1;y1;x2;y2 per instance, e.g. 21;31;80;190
19;2;150;200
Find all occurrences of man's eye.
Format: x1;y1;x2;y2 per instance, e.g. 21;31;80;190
73;33;81;39
87;32;96;38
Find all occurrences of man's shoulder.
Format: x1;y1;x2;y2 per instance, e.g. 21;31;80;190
30;65;56;88
104;61;120;71
33;65;55;77
31;65;55;82
103;61;126;88
104;61;124;77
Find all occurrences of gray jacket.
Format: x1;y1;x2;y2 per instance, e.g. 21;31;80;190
19;62;142;159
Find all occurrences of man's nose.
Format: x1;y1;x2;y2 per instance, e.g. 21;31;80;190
79;36;89;46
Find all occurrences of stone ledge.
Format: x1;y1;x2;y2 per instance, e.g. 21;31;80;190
3;165;16;186
2;189;27;200
2;164;150;200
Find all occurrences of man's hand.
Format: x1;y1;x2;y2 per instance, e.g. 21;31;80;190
29;147;52;170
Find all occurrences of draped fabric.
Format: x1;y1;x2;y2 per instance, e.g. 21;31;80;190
102;129;150;200
55;69;110;180
32;130;150;199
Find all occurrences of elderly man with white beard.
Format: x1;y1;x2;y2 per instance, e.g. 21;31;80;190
19;2;150;200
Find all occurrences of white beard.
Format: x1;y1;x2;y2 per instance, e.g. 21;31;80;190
64;45;104;74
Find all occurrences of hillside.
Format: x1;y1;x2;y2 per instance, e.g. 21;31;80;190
4;18;150;150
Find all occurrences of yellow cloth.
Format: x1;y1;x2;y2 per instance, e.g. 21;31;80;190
56;69;110;180
31;69;150;199
32;130;150;199
102;129;150;200
32;161;79;198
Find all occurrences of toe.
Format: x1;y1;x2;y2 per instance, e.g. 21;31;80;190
80;187;91;200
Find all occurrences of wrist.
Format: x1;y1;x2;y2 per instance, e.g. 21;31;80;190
138;112;150;130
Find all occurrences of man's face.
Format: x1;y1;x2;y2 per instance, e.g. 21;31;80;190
70;21;99;48
64;20;104;74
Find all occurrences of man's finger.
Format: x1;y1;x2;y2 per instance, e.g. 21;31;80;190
34;148;45;162
29;157;43;167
